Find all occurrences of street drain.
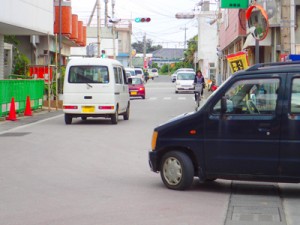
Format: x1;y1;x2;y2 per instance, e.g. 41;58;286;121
225;182;287;225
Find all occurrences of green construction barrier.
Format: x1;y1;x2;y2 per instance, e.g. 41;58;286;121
0;79;44;117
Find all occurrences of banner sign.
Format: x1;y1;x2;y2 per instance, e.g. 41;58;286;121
227;52;249;73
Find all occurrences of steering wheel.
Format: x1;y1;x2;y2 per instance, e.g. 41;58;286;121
246;100;260;114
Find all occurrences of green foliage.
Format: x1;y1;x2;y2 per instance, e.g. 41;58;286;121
132;39;162;53
184;35;198;65
13;53;30;76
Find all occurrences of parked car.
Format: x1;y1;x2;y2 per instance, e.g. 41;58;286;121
175;71;196;93
128;77;145;99
149;61;300;190
172;68;194;82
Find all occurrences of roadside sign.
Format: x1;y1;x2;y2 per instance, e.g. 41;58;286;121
227;52;249;73
221;0;248;9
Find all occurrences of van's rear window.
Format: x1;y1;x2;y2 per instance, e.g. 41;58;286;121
69;66;109;83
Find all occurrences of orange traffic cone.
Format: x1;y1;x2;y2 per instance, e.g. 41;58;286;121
24;96;32;116
6;97;17;121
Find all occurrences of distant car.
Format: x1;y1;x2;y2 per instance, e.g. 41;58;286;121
149;68;159;79
125;68;136;77
175;71;196;93
128;77;146;99
172;68;194;82
134;68;145;81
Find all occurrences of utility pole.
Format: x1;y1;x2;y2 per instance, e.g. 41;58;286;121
104;0;108;27
143;33;146;68
112;0;116;59
180;26;188;49
97;0;101;57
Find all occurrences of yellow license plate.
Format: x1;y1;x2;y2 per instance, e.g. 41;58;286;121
131;91;137;95
82;106;95;113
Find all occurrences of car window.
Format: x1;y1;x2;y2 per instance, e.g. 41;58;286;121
177;73;195;80
212;78;280;115
135;69;142;75
291;78;300;113
69;66;109;83
114;67;123;84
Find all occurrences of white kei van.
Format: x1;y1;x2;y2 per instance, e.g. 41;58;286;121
63;58;130;125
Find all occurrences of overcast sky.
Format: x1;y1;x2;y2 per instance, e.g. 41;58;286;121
71;0;219;48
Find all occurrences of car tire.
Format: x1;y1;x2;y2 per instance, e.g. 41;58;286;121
123;103;130;120
111;107;118;124
65;114;72;125
160;151;194;190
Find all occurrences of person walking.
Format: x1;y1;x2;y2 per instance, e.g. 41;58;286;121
194;70;205;100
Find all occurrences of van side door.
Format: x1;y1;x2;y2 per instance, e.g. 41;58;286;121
280;73;300;178
204;75;282;177
113;66;129;112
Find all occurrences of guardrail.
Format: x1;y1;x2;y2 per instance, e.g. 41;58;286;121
0;79;44;117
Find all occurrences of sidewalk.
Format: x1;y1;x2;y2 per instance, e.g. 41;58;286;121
0;108;63;133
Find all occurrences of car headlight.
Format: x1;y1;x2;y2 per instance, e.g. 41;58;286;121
151;131;158;151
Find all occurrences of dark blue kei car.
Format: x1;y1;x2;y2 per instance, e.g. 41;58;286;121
149;61;300;190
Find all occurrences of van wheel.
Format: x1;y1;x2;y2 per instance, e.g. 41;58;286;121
160;151;194;190
65;114;72;125
111;107;118;124
123;103;130;120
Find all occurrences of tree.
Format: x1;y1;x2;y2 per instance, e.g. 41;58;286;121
132;39;162;53
184;35;198;65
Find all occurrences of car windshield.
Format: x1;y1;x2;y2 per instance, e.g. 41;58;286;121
128;78;142;84
126;70;135;76
152;68;158;72
69;66;109;83
177;73;195;80
135;70;142;75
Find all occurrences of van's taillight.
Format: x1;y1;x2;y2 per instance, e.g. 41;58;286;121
139;87;144;91
63;105;78;109
99;106;114;110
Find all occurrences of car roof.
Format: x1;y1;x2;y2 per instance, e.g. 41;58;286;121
68;58;122;67
232;61;300;78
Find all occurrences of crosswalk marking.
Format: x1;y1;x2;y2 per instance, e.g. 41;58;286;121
146;97;195;101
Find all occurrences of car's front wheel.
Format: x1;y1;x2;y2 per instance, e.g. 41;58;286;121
160;151;194;190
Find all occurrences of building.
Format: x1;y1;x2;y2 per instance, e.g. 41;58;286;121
196;1;219;83
218;0;300;81
0;0;86;79
0;0;53;79
70;20;132;67
151;48;185;67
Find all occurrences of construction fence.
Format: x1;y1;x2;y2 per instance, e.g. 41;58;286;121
0;80;44;117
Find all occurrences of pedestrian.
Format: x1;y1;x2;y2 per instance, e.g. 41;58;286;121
144;69;149;83
194;70;205;99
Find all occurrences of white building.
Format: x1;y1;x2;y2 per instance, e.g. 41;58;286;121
196;3;219;83
0;0;53;79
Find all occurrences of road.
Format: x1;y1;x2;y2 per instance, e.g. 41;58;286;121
0;75;300;225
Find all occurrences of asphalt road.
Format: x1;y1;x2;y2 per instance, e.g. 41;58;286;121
0;75;300;225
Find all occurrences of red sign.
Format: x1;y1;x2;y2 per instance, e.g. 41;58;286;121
29;66;53;83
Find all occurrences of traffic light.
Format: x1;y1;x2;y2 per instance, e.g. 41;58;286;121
134;17;151;23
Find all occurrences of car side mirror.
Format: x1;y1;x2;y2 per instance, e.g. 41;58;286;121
221;96;227;114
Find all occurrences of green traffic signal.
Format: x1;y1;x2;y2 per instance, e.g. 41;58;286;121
134;17;151;23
